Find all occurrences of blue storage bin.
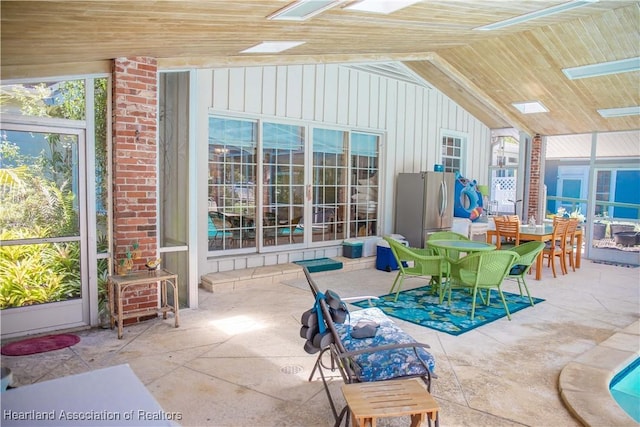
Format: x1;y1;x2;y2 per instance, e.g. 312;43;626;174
343;240;363;258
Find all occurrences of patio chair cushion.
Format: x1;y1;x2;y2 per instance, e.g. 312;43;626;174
334;307;436;382
509;264;527;275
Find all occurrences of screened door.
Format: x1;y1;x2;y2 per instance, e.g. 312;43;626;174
0;124;89;336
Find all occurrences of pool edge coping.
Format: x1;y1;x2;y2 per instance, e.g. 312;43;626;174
559;320;640;427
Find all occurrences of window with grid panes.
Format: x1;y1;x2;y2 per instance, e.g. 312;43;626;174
441;135;463;173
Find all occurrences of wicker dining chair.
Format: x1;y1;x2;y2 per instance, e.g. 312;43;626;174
385;236;447;302
444;250;519;320
506;241;545;306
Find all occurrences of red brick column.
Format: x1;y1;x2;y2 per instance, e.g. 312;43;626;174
527;134;542;222
112;57;158;323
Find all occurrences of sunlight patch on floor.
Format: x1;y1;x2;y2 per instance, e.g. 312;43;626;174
210;315;267;335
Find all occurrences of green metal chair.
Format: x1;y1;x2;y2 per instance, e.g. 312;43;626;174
445;250;519;320
384;236;447;302
505;241;545;306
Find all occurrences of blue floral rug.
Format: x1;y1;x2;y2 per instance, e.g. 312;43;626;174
351;286;544;336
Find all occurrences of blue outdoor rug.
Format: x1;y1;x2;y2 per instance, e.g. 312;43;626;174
351;286;544;336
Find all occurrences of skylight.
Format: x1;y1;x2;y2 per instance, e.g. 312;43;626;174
267;0;344;21
475;0;598;31
240;41;305;54
512;101;549;114
562;57;640;80
597;106;640;118
344;0;421;14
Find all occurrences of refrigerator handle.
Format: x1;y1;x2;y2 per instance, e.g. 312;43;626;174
439;181;446;217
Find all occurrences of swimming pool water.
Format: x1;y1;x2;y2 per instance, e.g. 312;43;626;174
610;357;640;422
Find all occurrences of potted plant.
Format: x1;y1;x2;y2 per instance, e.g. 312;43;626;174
131;241;142;260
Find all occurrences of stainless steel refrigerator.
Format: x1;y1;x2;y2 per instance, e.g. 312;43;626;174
394;171;456;248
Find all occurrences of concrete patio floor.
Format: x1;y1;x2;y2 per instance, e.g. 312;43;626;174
1;257;639;426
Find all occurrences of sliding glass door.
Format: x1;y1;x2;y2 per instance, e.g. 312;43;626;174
207;116;380;253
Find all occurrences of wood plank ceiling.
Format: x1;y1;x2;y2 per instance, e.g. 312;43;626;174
2;1;639;137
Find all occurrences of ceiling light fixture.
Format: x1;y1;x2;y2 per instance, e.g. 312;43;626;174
597;106;640;118
267;0;344;21
240;41;305;54
512;101;549;114
475;0;598;31
562;57;640;80
344;0;421;14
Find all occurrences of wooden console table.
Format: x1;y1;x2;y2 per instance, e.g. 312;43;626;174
342;378;439;427
108;269;179;339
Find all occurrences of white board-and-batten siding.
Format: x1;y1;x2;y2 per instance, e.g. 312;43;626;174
198;64;490;269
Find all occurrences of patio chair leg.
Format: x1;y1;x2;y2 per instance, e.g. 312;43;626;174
334;406;350;427
437;277;449;304
316;353;341;422
498;288;511;320
470;288;478;320
389;272;402;295
483;289;490;305
519;278;534;306
392;277;406;302
560;253;568;275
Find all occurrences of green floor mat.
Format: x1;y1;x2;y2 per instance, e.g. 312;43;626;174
294;258;343;273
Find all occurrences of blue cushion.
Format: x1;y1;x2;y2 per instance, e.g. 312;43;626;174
334;307;436;382
509;264;527;275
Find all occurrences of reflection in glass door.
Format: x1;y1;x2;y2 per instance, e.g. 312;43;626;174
589;167;640;266
312;128;347;242
0;125;88;336
262;123;305;247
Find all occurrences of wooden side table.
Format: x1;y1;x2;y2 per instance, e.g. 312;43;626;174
341;378;439;427
107;269;179;339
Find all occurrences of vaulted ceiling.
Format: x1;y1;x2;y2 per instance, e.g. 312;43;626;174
2;1;639;137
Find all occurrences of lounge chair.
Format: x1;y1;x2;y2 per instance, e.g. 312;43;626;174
301;267;437;426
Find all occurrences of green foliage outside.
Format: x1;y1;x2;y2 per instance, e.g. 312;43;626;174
0;228;80;308
0;79;108;310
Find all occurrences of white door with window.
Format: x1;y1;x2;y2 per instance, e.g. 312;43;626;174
0;123;90;337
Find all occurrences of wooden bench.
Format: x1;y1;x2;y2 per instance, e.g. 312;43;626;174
300;267;438;427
